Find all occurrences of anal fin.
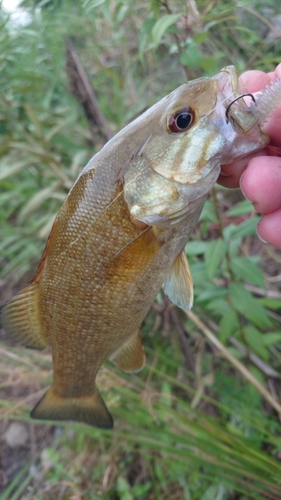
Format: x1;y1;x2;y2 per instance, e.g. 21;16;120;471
163;250;193;311
1;283;47;350
110;328;146;373
31;385;113;429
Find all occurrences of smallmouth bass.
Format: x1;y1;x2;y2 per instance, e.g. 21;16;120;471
2;66;277;428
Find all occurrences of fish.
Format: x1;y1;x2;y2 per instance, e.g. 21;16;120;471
1;65;276;428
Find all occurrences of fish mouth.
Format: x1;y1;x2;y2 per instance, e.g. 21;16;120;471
218;66;259;134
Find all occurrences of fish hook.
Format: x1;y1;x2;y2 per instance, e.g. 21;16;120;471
225;93;256;123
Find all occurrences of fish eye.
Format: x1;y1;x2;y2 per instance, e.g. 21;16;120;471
167;108;195;133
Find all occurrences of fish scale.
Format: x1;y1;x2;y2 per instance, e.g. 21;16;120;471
2;65;280;428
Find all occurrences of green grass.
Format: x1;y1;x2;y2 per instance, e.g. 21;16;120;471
1;342;281;499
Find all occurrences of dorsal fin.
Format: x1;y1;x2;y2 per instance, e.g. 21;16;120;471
163;250;193;311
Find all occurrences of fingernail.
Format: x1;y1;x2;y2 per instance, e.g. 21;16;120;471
240;185;250;201
256;223;268;244
239;172;252;201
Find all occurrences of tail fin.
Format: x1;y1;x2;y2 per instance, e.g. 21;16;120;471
1;283;47;350
31;386;113;429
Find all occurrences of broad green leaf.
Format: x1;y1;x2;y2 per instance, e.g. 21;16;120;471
256;298;281;310
204;239;227;279
227;200;254;216
193;32;209;44
151;14;181;47
200;57;218;73
227;347;244;360
262;332;281;346
117;477;133;500
228;237;243;258
190;262;208;285
223;217;260;240
199;200;217;222
230;257;265;288
250;365;265;385
180;47;202;68
219;309;239;343
185;240;208;255
229;283;272;329
197;285;227;302
166;25;180;34
205;298;231;316
0;180;15;189
142;18;156;35
150;0;161;17
244;325;269;361
132;482;152;497
139;18;156;58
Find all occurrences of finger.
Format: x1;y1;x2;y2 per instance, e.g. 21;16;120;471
240;156;281;213
257;208;281;250
218;152;265;188
239;63;281;95
267;62;281;80
217;64;281;188
262;108;281;147
239;70;272;94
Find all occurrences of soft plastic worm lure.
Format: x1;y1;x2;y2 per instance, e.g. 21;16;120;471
251;77;281;126
226;77;281;129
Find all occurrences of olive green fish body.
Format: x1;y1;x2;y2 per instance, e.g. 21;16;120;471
38;161;205;393
2;66;271;428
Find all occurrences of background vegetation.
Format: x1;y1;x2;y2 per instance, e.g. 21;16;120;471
0;0;281;498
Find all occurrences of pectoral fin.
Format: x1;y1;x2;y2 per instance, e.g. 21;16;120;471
110;328;146;373
1;283;47;350
164;250;193;311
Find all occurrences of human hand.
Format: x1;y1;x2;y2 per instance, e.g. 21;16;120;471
217;63;281;249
